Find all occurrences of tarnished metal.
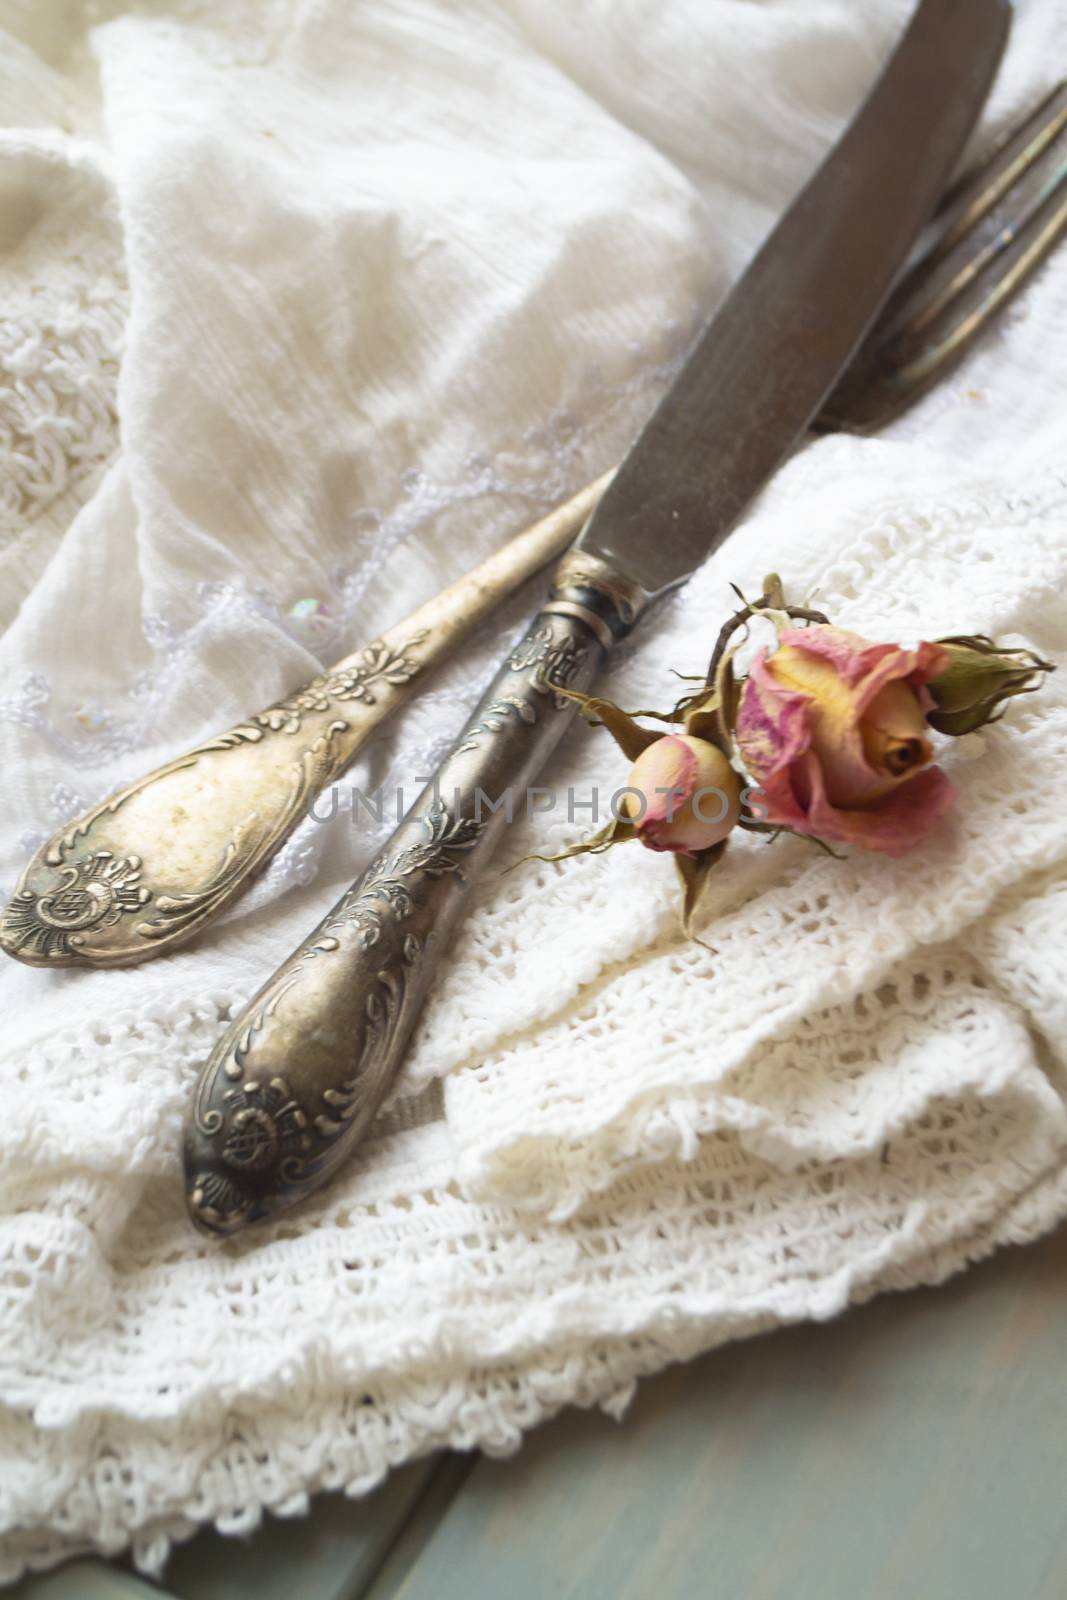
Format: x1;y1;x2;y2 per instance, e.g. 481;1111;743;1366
0;472;613;968
184;591;620;1234
16;34;1067;977
820;78;1067;430
571;0;1010;596
183;0;1012;1233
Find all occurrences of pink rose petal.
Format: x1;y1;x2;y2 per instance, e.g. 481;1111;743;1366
736;625;955;858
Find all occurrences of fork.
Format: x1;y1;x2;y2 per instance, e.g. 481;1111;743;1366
820;77;1067;429
2;79;1065;971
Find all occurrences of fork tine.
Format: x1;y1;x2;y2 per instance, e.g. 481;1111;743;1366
886;81;1067;349
876;80;1067;342
892;168;1067;387
929;79;1067;260
817;81;1067;432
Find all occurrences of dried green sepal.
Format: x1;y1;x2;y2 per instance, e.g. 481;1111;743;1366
705;636;747;752
737;815;845;858
674;839;728;941
553;689;664;760
664;639;741;756
927;634;1055;736
682;700;723;746
520;816;636;868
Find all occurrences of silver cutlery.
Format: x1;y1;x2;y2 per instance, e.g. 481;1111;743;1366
3;66;1064;974
178;0;1012;1233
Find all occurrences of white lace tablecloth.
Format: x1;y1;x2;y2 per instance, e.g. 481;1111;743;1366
2;0;1067;1583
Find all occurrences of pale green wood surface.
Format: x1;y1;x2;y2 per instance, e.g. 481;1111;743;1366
11;1223;1067;1600
371;1222;1067;1600
7;1562;160;1599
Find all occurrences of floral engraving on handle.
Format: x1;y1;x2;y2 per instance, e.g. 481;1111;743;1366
327;799;485;947
253;633;429;736
311;933;422;1140
0;850;150;960
220;1075;312;1174
456;620;590;756
507;623;588;705
2;632;431;967
186;800;486;1233
456;694;537;755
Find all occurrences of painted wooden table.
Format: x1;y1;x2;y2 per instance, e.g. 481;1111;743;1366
11;1220;1067;1600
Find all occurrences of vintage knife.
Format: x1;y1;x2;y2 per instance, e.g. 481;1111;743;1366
184;0;1010;1234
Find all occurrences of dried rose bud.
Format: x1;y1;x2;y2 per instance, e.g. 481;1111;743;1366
736;625;954;857
926;635;1054;736
622;734;742;855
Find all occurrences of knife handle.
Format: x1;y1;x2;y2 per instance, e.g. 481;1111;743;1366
183;551;649;1234
0;474;611;971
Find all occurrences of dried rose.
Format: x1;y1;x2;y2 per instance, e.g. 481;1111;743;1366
622;734;742;855
527;694;744;936
736;625;954;857
926;634;1054;736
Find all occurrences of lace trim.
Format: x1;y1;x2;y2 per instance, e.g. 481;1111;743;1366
448;931;1067;1217
0;968;1062;1583
394;464;1067;1100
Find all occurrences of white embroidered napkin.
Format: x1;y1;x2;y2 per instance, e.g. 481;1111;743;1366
427;439;1067;1216
1;0;1066;1582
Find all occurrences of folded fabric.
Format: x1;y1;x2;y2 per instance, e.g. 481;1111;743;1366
1;0;1066;1582
431;442;1067;1212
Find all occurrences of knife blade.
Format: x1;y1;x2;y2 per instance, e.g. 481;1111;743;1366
184;0;1010;1235
580;0;1011;596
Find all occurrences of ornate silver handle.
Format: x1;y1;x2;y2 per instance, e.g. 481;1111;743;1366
0;475;611;969
183;552;649;1234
